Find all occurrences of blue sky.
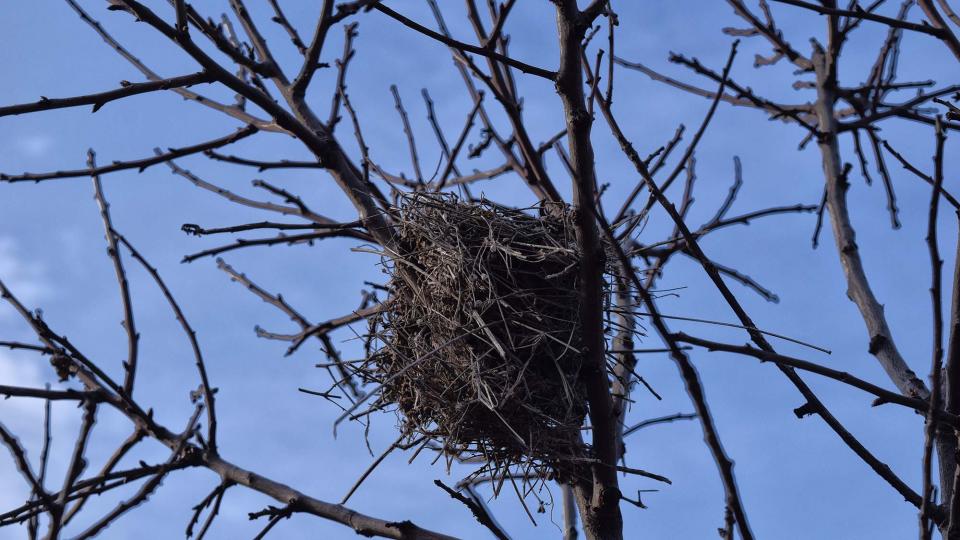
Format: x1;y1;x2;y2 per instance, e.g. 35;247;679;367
0;1;957;538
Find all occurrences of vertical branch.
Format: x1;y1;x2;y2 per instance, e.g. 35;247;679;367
72;408;202;540
292;0;334;97
422;89;459;175
597;32;933;536
267;0;307;55
812;40;928;399
425;0;564;202
114;234;219;453
390;85;424;184
27;395;53;539
812;14;958;522
0;423;53;515
327;22;358;130
553;3;621;539
90;150;139;397
562;484;579;540
192;481;232;539
939;118;960;539
436;94;484;190
921;116;946;539
721;506;735;539
605;3;615;105
595;39;756;540
865;128;901;229
938;0;960;27
49;400;98;536
609;233;756;540
228;0;285;82
174;0;188;35
62;428;145;525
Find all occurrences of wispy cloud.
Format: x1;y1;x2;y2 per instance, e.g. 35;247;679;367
15;134;55;158
0;237;48;309
0;242;61;537
0;350;50;525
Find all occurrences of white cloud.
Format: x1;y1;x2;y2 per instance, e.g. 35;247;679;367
15;134;55;158
0;238;58;517
0;349;48;431
0;237;48;309
0;349;49;517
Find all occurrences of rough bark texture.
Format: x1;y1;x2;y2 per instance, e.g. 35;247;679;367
553;2;623;539
811;44;956;528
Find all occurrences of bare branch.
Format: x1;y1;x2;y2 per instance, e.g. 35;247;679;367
113;234;220;453
62;428;146;525
49;400;98;536
182;230;370;263
770;0;951;38
72;407;202;539
65;0;278;130
553;2;623;536
0;126;257;183
204;151;322;172
881;138;960;208
90;150;140;396
0;385;102;401
205;454;458;540
267;0;307;55
0;72;213;118
623;413;697;437
291;0;333;97
341;433;407;504
390;85;424;184
725;0;813;69
373;4;556;80
0;422;54;517
434;479;511;540
920;116;947;539
674;334;955;427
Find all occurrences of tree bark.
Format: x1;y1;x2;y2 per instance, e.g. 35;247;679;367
553;3;623;539
811;43;956;530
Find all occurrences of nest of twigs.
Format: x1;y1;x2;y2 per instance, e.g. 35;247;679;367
363;192;612;482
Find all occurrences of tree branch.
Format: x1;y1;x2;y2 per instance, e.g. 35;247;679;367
0;126;257;183
0;71;213;118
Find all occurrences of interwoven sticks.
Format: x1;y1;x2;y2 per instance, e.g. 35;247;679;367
364;193;611;482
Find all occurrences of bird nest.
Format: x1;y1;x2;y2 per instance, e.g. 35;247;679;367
361;192;613;482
